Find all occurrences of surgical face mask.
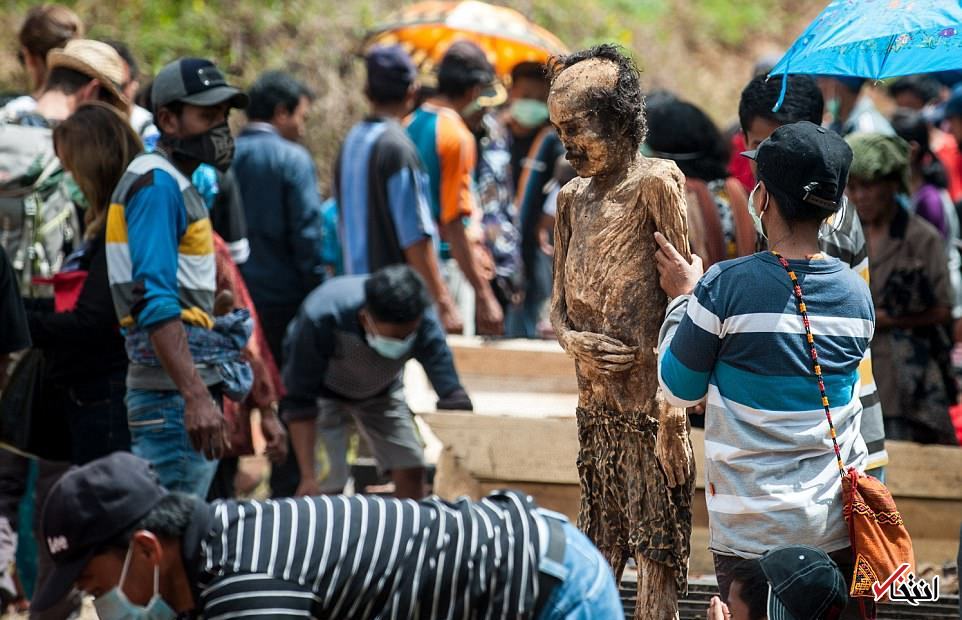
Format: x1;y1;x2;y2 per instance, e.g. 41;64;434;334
93;546;176;620
461;98;483;119
826;96;842;123
364;318;416;360
748;182;770;240
510;98;549;129
166;121;234;172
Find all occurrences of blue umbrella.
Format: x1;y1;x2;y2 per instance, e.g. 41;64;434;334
769;0;962;109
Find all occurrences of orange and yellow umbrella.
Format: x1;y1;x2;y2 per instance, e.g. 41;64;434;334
362;1;569;82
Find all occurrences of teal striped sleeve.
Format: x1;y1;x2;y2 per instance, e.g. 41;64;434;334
657;273;723;406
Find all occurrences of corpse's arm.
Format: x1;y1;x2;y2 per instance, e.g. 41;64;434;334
548;182;575;347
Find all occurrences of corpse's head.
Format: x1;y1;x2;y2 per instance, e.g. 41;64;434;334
547;44;645;178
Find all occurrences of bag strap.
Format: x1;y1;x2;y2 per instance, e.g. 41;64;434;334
771;251;847;480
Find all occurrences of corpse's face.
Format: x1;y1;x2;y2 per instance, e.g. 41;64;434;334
548;58;627;178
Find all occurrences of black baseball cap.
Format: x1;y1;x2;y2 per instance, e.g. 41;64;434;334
760;545;848;620
32;452;168;612
742;121;853;215
151;57;249;112
366;45;417;100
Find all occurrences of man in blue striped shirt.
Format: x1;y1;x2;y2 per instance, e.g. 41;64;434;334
655;122;871;619
34;453;623;619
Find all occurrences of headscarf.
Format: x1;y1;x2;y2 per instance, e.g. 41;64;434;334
845;132;911;194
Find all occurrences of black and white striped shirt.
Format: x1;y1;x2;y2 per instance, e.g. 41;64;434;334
189;491;546;619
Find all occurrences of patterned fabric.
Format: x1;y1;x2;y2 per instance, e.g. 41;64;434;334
124;309;252;400
475;116;522;290
574;406;692;595
192;491;549;619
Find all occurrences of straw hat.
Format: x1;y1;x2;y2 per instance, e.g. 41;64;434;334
46;39;128;108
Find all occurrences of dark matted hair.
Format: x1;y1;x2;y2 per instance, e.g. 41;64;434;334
548;44;646;149
739;74;823;134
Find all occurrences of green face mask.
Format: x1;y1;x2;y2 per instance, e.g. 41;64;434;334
510;98;550;129
826;97;841;123
461;99;483;118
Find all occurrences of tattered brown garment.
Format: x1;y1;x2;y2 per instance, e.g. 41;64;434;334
576;406;694;593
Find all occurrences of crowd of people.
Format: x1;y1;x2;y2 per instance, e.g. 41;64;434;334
0;3;960;619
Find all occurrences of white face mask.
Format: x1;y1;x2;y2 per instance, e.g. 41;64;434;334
748;182;770;241
93;545;176;620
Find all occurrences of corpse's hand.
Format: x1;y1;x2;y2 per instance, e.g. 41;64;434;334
185;392;230;460
260;407;288;464
656;405;693;488
654;232;703;299
437;388;473;411
560;330;638;374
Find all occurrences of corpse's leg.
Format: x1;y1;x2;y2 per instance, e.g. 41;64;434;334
636;555;679;620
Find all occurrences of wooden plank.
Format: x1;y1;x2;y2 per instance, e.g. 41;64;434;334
422;413;962;502
421;413;579;484
448;336;578;393
884;441;962;500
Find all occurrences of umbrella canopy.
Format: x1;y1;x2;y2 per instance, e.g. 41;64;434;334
770;0;962;80
362;0;568;81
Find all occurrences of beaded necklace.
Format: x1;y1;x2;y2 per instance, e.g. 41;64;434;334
771;251;846;480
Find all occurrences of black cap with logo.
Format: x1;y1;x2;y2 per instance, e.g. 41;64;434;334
151;57;249;113
742;120;853;216
760;545;849;620
32;452;168;612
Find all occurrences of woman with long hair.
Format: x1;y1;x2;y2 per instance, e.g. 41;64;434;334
26;101;143;464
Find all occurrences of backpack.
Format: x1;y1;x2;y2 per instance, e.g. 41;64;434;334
0;117;79;296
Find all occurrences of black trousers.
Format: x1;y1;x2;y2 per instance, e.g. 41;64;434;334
258;303;302;498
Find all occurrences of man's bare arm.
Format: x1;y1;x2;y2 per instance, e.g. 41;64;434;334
149;320;227;459
403;237;463;333
289;418;319;496
443;220;503;334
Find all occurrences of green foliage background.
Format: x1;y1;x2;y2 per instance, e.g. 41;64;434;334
0;0;825;190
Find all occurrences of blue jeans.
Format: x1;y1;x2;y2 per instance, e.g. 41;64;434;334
125;388;218;497
537;520;624;619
